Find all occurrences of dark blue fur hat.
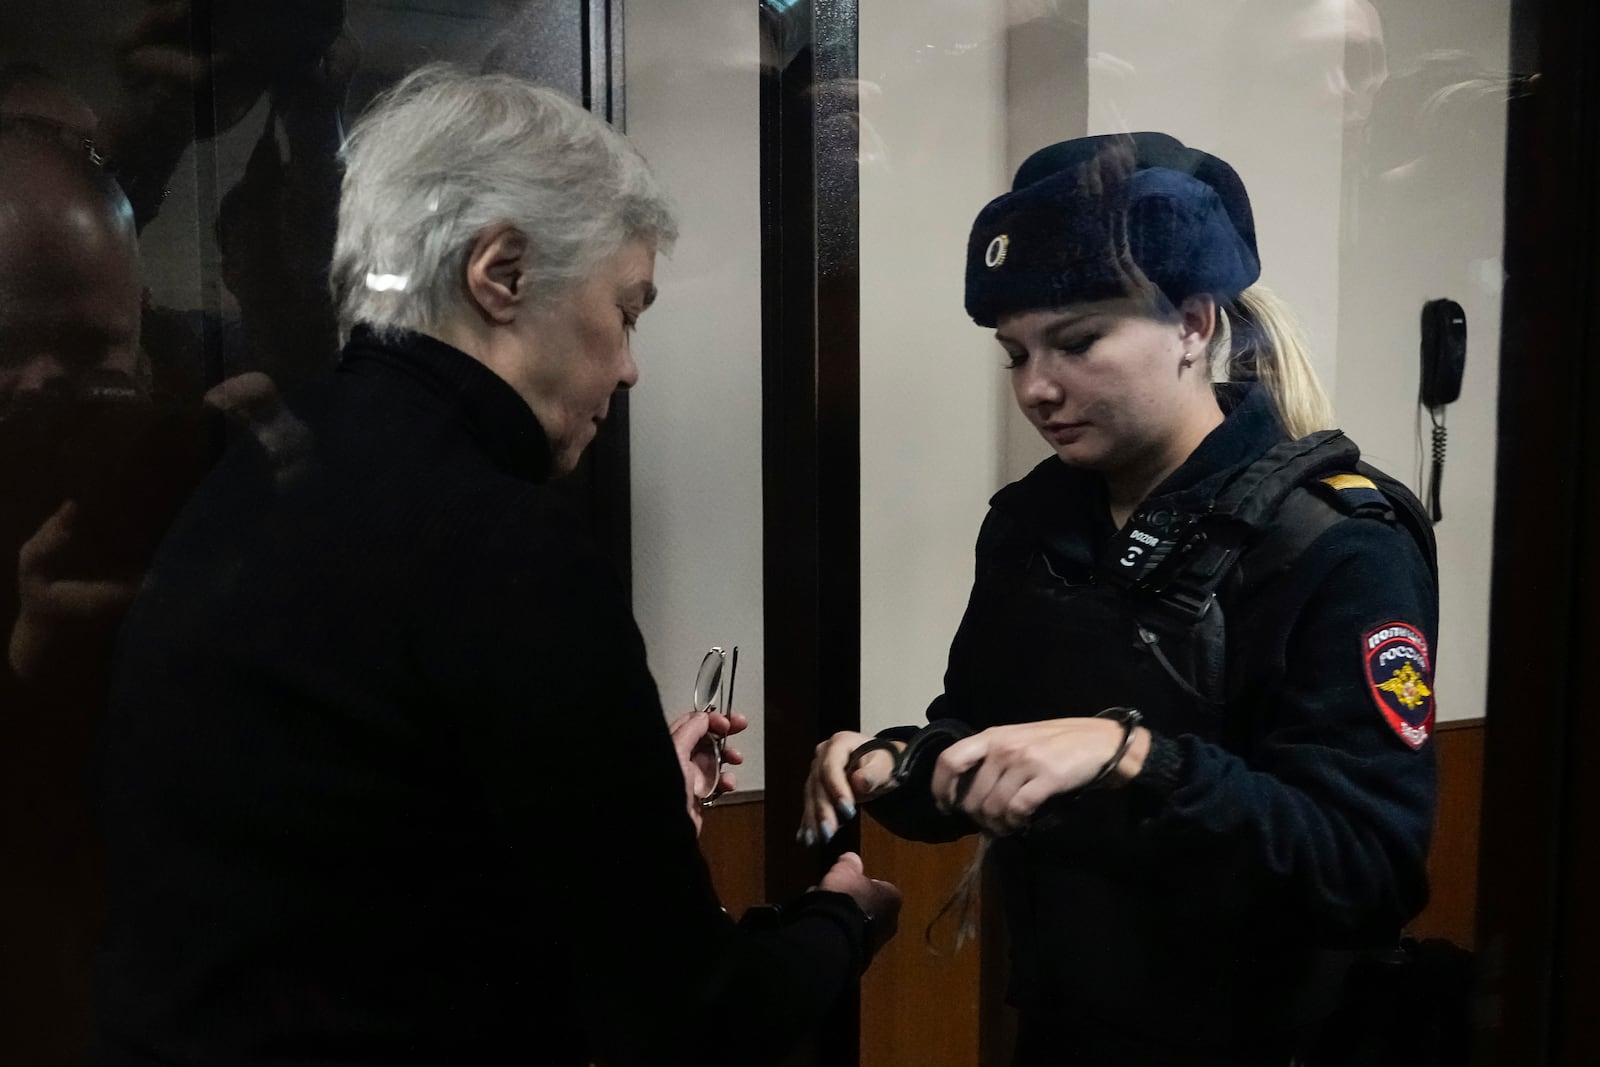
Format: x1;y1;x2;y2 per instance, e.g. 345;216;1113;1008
964;132;1260;326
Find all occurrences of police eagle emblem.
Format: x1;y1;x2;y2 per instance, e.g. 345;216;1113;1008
1363;621;1435;750
1377;661;1432;710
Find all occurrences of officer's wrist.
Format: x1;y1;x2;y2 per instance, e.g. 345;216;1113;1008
1128;732;1187;795
1108;726;1153;787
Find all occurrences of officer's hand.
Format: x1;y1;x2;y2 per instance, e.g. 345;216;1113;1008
931;718;1149;835
799;731;904;847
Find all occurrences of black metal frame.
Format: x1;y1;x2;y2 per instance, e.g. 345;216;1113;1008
570;0;635;591
758;0;861;885
759;1;862;1062
1474;0;1600;1061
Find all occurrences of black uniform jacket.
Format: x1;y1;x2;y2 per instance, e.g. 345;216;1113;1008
91;328;869;1067
867;384;1439;1061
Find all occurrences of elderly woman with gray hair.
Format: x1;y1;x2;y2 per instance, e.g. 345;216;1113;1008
92;64;899;1067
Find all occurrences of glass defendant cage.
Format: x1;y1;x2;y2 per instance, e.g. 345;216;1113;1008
3;0;1598;1063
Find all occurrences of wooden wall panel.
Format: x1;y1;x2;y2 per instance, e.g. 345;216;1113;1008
699;791;767;919
859;821;984;1067
699;721;1485;1064
698;796;985;1064
1408;718;1485;949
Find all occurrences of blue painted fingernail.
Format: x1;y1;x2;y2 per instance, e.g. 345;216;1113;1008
802;828;816;847
837;801;856;820
821;823;835;843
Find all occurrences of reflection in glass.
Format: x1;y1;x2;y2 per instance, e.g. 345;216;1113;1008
1;5;618;1061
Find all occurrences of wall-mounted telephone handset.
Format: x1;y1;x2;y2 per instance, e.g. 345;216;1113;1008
1421;299;1467;407
1419;298;1467;523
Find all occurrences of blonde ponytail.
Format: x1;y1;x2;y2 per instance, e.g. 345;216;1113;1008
1211;284;1336;439
924;835;991;954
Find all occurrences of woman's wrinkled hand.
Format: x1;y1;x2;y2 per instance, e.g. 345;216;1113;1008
667;707;748;834
815;850;902;954
797;731;905;847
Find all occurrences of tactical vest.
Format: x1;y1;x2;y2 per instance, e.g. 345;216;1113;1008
922;430;1439;1041
851;429;1440;1048
934;428;1436;753
1100;429;1438;709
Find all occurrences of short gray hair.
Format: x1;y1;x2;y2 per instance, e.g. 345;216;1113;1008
331;63;677;340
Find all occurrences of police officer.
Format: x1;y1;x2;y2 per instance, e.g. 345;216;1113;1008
801;132;1438;1066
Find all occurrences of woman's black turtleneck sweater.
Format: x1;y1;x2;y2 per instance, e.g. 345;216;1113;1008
92;328;868;1066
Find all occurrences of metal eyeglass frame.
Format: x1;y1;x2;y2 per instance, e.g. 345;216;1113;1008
692;645;738;806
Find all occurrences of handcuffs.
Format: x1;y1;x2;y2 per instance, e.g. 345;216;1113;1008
844;719;973;793
844;707;1144;803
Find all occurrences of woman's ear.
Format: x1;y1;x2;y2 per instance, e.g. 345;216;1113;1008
463;224;531;325
1177;294;1217;349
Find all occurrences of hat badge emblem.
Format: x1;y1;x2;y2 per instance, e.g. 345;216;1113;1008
985;234;1009;269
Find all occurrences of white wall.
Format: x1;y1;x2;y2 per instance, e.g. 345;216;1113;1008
1076;0;1503;723
1002;0;1355;479
1001;0;1093;482
629;0;1504;770
625;0;768;782
862;0;1504;725
1334;0;1508;723
1087;0;1349;406
858;0;1011;736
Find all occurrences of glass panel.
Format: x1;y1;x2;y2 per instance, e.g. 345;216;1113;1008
0;0;1539;1060
0;4;606;1061
857;0;1509;739
625;0;769;799
851;0;1515;1060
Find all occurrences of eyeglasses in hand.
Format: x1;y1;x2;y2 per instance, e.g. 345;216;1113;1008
691;645;738;807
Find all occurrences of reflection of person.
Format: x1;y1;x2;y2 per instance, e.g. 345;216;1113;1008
0;61;99;144
802;133;1438;1065
93;64;900;1067
1231;0;1390;128
210;29;354;392
97;0;353;393
0;135;147;691
0;121;146;1067
97;0;344;231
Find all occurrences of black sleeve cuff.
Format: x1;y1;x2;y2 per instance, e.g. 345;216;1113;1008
1130;731;1187;796
743;889;877;974
858;721;978;843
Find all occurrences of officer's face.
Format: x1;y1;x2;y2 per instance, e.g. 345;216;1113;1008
996;297;1207;476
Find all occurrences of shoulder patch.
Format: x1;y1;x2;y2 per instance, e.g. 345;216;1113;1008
1363;621;1435;749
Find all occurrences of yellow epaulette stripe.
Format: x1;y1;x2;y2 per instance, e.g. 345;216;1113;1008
1321;473;1378;491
